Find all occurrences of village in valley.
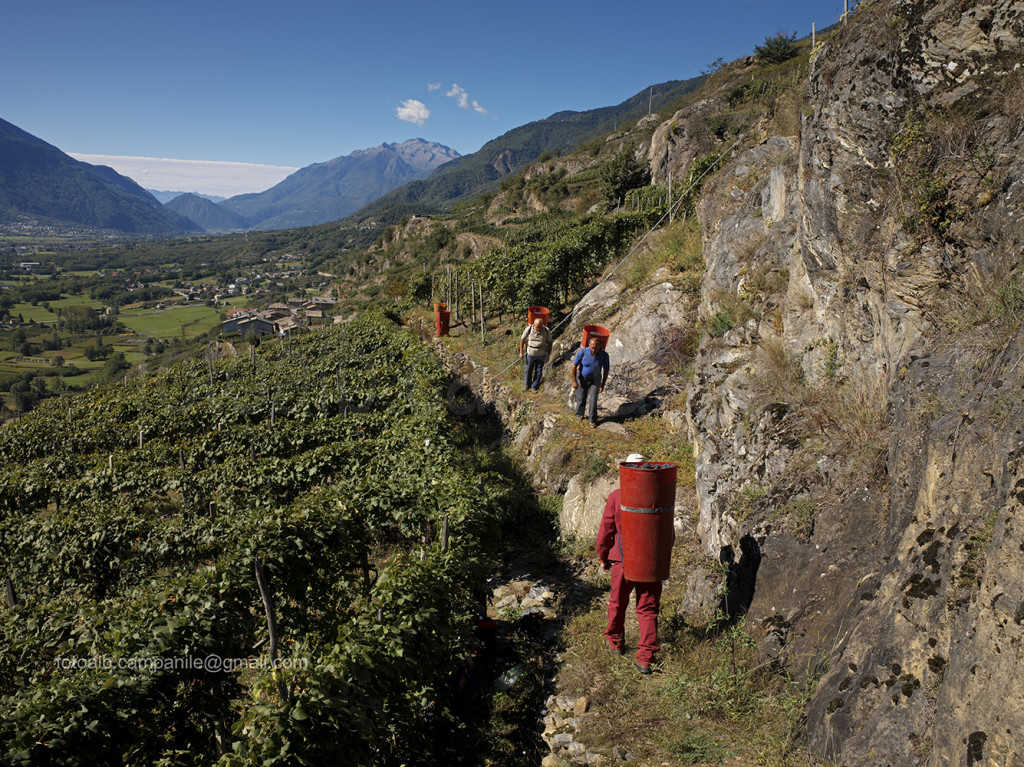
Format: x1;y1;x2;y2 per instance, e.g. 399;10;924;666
220;293;340;340
0;247;343;415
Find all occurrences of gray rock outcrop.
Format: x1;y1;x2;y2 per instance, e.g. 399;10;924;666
678;1;1024;764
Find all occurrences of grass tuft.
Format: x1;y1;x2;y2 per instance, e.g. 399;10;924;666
620;217;704;294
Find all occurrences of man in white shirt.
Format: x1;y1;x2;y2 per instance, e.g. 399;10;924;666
518;318;553;392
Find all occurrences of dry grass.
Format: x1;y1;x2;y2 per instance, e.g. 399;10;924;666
538;411;697;490
1002;69;1024;136
705;290;760;339
756;337;804;400
938;274;1024;357
754;339;892;483
621;217;704;294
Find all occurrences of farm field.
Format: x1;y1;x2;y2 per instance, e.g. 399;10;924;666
2;295;250;414
117;298;246;339
0;337;146;390
7;296;246;340
8;296;108;324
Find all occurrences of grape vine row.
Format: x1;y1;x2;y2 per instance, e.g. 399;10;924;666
0;308;504;765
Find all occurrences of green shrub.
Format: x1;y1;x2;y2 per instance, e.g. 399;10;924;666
754;32;799;65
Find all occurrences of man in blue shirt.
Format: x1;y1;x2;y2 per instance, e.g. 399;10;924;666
572;336;610;427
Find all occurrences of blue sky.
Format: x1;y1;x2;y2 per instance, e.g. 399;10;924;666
3;0;850;195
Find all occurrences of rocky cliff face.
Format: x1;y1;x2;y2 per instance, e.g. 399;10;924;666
676;1;1024;764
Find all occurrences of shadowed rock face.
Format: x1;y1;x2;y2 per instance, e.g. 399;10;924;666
680;1;1024;764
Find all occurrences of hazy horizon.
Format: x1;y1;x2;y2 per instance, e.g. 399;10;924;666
69;154;299;198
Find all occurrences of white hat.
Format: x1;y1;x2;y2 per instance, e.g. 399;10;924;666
626;453;645;463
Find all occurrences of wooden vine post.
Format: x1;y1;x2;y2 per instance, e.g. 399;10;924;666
668;169;673;224
479;284;485;342
179;449;189;512
254;556;290;701
361;549;372;596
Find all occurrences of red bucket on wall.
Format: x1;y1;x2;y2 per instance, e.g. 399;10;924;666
435;309;450;337
619;460;677;582
581;324;610;350
528;306;550;326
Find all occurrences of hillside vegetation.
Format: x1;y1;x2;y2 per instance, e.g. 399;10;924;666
349;77;705;226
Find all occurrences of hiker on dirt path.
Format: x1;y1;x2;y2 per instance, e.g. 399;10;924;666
572;335;609;427
596;453;662;675
519;317;553;392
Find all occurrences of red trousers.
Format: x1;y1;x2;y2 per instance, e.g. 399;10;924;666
604;561;662;665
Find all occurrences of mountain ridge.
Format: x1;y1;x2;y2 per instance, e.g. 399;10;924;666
164;193;248;232
345;77;706;225
217;138;460;230
0;117;200;235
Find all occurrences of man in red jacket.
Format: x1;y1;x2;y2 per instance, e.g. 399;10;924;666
596;453;662;675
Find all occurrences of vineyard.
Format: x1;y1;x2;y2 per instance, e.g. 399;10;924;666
0;309;515;765
469;212;654;312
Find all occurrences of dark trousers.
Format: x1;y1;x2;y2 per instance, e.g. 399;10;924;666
575;376;600;423
525;354;546;390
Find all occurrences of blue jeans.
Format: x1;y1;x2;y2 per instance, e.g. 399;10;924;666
525;354;546;390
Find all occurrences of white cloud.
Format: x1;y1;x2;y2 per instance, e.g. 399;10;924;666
427;82;441;91
70;153;298;197
396;99;430;126
446;83;487;114
446;83;470;109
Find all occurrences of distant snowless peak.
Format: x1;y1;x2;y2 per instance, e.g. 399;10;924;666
147;190;227;204
353;138;460;167
69;154;299;198
384;138;461;171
